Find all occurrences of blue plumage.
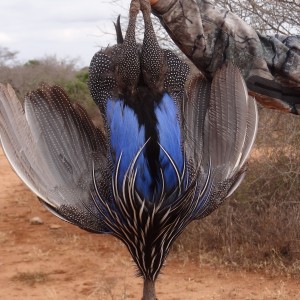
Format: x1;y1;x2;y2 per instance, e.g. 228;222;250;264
106;98;149;197
155;93;184;194
106;92;184;202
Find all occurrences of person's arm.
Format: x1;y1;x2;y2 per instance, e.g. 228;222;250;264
151;0;300;114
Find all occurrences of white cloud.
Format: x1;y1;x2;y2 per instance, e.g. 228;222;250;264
0;0;131;66
0;32;12;43
48;28;88;42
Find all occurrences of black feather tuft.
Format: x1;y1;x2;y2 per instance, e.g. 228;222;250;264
114;15;124;44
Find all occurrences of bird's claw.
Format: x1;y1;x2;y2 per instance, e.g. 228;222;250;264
130;0;140;15
140;0;151;14
130;0;151;15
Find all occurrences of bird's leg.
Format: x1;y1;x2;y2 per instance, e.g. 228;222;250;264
140;0;166;92
117;0;140;96
142;278;157;300
124;0;139;48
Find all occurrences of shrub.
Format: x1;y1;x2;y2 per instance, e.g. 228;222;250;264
176;108;300;276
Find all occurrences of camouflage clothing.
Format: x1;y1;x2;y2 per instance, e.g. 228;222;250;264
152;0;300;114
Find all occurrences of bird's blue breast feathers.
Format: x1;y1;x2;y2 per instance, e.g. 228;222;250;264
106;92;184;202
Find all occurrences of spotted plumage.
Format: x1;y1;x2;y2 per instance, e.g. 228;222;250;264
0;0;258;299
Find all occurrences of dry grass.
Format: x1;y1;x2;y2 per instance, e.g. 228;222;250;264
12;271;49;286
176;108;300;276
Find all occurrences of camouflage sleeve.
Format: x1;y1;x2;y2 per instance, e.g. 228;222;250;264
152;0;300;114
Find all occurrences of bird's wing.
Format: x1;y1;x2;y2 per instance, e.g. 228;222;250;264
183;63;258;219
182;73;211;167
0;84;111;233
206;63;258;181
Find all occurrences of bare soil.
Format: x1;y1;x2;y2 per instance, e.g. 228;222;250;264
1;148;300;300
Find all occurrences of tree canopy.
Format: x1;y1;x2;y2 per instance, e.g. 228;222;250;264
218;0;300;35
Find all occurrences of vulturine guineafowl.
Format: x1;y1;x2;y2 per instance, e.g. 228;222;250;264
0;0;258;298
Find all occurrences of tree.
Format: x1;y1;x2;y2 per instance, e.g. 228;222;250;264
0;47;18;65
216;0;300;35
109;0;300;72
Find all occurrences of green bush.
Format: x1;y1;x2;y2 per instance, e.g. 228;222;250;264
0;56;103;128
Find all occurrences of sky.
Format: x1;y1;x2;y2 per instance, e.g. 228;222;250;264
0;0;131;67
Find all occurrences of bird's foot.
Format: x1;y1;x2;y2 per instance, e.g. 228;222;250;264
130;0;141;16
140;0;151;15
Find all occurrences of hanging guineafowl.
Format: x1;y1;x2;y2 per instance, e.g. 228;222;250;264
0;0;257;298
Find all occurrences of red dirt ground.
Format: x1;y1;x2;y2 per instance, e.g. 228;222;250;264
1;148;300;299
